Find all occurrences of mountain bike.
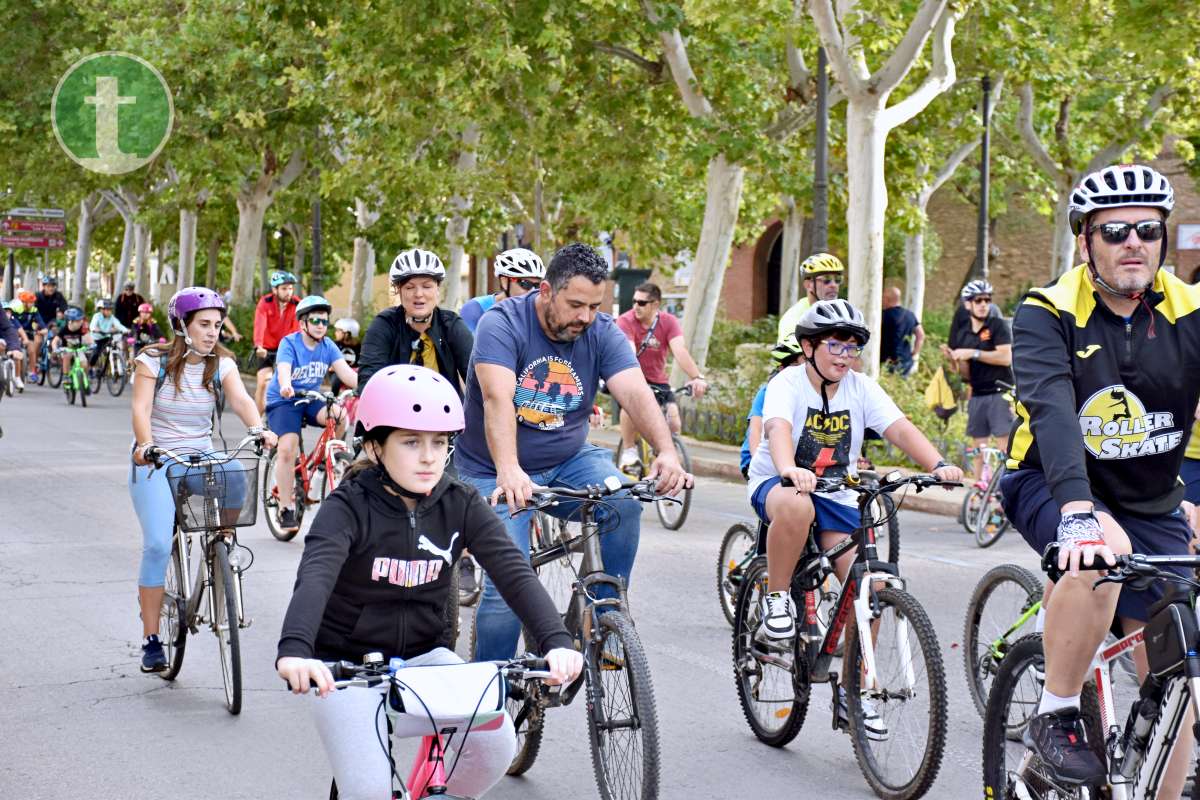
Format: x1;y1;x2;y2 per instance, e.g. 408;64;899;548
731;472;955;800
262;390;353;541
315;654;553;799
457;510;565;611
982;544;1200;799
90;335;128;397
615;384;693;530
717;471;901;627
55;346;91;406
501;477;670;799
146;432;264;714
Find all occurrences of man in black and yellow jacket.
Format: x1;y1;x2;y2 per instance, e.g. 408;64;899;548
1000;163;1200;794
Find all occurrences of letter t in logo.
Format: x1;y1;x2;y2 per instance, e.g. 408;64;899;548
85;76;136;161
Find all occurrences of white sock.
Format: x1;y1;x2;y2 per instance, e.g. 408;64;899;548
1038;688;1080;716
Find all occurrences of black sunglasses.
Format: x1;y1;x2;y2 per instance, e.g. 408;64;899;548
515;279;539;291
633;299;656;307
969;296;992;304
1091;219;1165;245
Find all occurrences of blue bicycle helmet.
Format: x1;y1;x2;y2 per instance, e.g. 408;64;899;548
270;270;298;288
65;306;85;321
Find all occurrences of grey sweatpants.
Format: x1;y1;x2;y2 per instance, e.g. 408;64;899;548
310;647;516;800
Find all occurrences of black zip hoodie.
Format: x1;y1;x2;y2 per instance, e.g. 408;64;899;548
277;466;572;664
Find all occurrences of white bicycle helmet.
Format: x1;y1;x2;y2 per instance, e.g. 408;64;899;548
961;279;994;300
794;299;870;344
334;317;360;337
1069;164;1174;235
494;248;545;280
389;248;446;284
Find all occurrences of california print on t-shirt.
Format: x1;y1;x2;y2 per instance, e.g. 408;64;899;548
514;355;585;430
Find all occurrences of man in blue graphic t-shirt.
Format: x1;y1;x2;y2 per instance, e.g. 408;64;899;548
265;295;359;532
456;243;693;661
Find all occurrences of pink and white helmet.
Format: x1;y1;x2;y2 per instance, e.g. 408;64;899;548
357;364;464;434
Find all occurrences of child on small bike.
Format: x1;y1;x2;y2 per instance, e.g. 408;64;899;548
129;302;165;357
277;364;583;800
89;298;131;375
264;296;359;533
50;307;92;374
745;300;962;729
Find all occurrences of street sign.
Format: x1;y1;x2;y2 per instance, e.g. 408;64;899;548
1;235;66;249
2;218;66;234
6;207;65;219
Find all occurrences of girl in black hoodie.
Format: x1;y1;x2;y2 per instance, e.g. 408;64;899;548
277;364;581;799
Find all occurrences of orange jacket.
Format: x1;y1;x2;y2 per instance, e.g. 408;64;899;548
253;294;300;350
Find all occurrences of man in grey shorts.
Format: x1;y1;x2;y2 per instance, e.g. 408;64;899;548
942;279;1015;483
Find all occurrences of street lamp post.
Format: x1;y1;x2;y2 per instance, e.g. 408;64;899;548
812;47;830;255
975;75;992;280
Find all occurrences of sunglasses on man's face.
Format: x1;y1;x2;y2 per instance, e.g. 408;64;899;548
515;279;539;291
1091;219;1165;246
305;317;330;326
633;299;657;307
969;296;992;305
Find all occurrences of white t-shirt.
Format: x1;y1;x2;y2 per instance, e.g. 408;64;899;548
137;352;237;452
746;364;904;507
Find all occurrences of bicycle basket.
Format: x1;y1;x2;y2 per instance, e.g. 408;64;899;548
166;454;260;532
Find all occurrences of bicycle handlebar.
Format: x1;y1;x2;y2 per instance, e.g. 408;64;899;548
145;431;265;468
293;389;339;408
1040;542;1200;588
782;471;960;497
526;477;669;511
312;655;553;694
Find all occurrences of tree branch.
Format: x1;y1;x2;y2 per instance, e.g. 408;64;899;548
1088;85;1173;171
871;0;950;94
879;6;958;131
763;85;845;141
785;0;811;98
272;148;307;194
1018;83;1061;178
592;41;664;80
807;0;866;94
641;0;713;118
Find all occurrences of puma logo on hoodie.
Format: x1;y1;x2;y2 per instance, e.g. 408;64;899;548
370;557;444;587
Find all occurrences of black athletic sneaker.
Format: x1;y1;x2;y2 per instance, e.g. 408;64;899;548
141;635;167;673
279;507;299;531
458;556;478;595
1022;708;1106;786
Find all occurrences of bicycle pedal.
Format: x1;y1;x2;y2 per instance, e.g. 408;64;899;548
240;617;253;629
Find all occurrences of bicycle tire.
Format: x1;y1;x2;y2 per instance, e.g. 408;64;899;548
717;522;757;627
960;487;983;534
79;382;87;407
212;540;242;714
864;492;901;565
107;353;127;397
963;564;1043;720
456;554;483;608
4;361;14;396
90;354;103;394
319;450;352;501
65;382;75;405
159;535;189;681
731;557;808;746
532;514;579;613
587;610;660;800
981;635;1103;800
506;627;546;775
973;471;1011;548
846;587;947;800
47;359;62;388
444;559;461;650
653;435;691;530
261;452;299;542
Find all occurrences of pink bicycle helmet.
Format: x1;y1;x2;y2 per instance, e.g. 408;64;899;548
357;364;465;434
138;302;154;314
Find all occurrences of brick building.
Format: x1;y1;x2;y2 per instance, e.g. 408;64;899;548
707;148;1200;323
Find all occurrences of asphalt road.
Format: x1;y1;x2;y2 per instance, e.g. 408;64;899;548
0;382;1043;799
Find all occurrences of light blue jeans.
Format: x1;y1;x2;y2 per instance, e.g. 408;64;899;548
128;459;248;587
458;444;643;662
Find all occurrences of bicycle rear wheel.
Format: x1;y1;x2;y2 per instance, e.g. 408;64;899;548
159;535;189;681
963;564;1043;720
960;487;983;534
717;522;757;627
845;586;947;800
981;635;1102;800
653;436;691;530
90;355;103;394
587;610;660;800
46;359;62;388
974;471;1011;548
731;557;808;746
532;514;580;612
212;540;242;714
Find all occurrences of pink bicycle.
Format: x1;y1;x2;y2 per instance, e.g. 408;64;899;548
318;654;551;799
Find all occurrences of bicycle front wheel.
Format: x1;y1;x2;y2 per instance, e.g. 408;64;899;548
587;610;660;800
211;541;242;714
159;535;189;681
653;435;691;530
107;353;127;396
974;472;1011;548
532;514;579;612
960;487;983;534
318;450;352;501
717;522;757;627
90;356;103;394
731;557;808;746
261;452;298;542
506;627;546;775
46;359;62;388
963;564;1043;719
846;587;947;800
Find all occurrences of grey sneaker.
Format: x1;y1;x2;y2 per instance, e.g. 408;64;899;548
756;591;795;641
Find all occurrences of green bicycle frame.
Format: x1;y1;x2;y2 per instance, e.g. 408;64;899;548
988;599;1043;660
63;346;90;391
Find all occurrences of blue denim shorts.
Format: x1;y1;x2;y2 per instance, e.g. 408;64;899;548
750;476;860;533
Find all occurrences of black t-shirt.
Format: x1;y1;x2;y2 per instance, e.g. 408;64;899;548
34;291;67;327
881;306;919;372
951;312;1013;395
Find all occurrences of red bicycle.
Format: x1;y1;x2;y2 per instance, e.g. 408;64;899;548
262;390;354;541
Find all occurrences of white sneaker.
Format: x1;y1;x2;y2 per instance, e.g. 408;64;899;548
835;687;889;741
12;375;23;392
756;591;795;640
618;447;639;470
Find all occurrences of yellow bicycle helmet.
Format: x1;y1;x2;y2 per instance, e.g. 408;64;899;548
771;334;805;367
801;252;845;277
